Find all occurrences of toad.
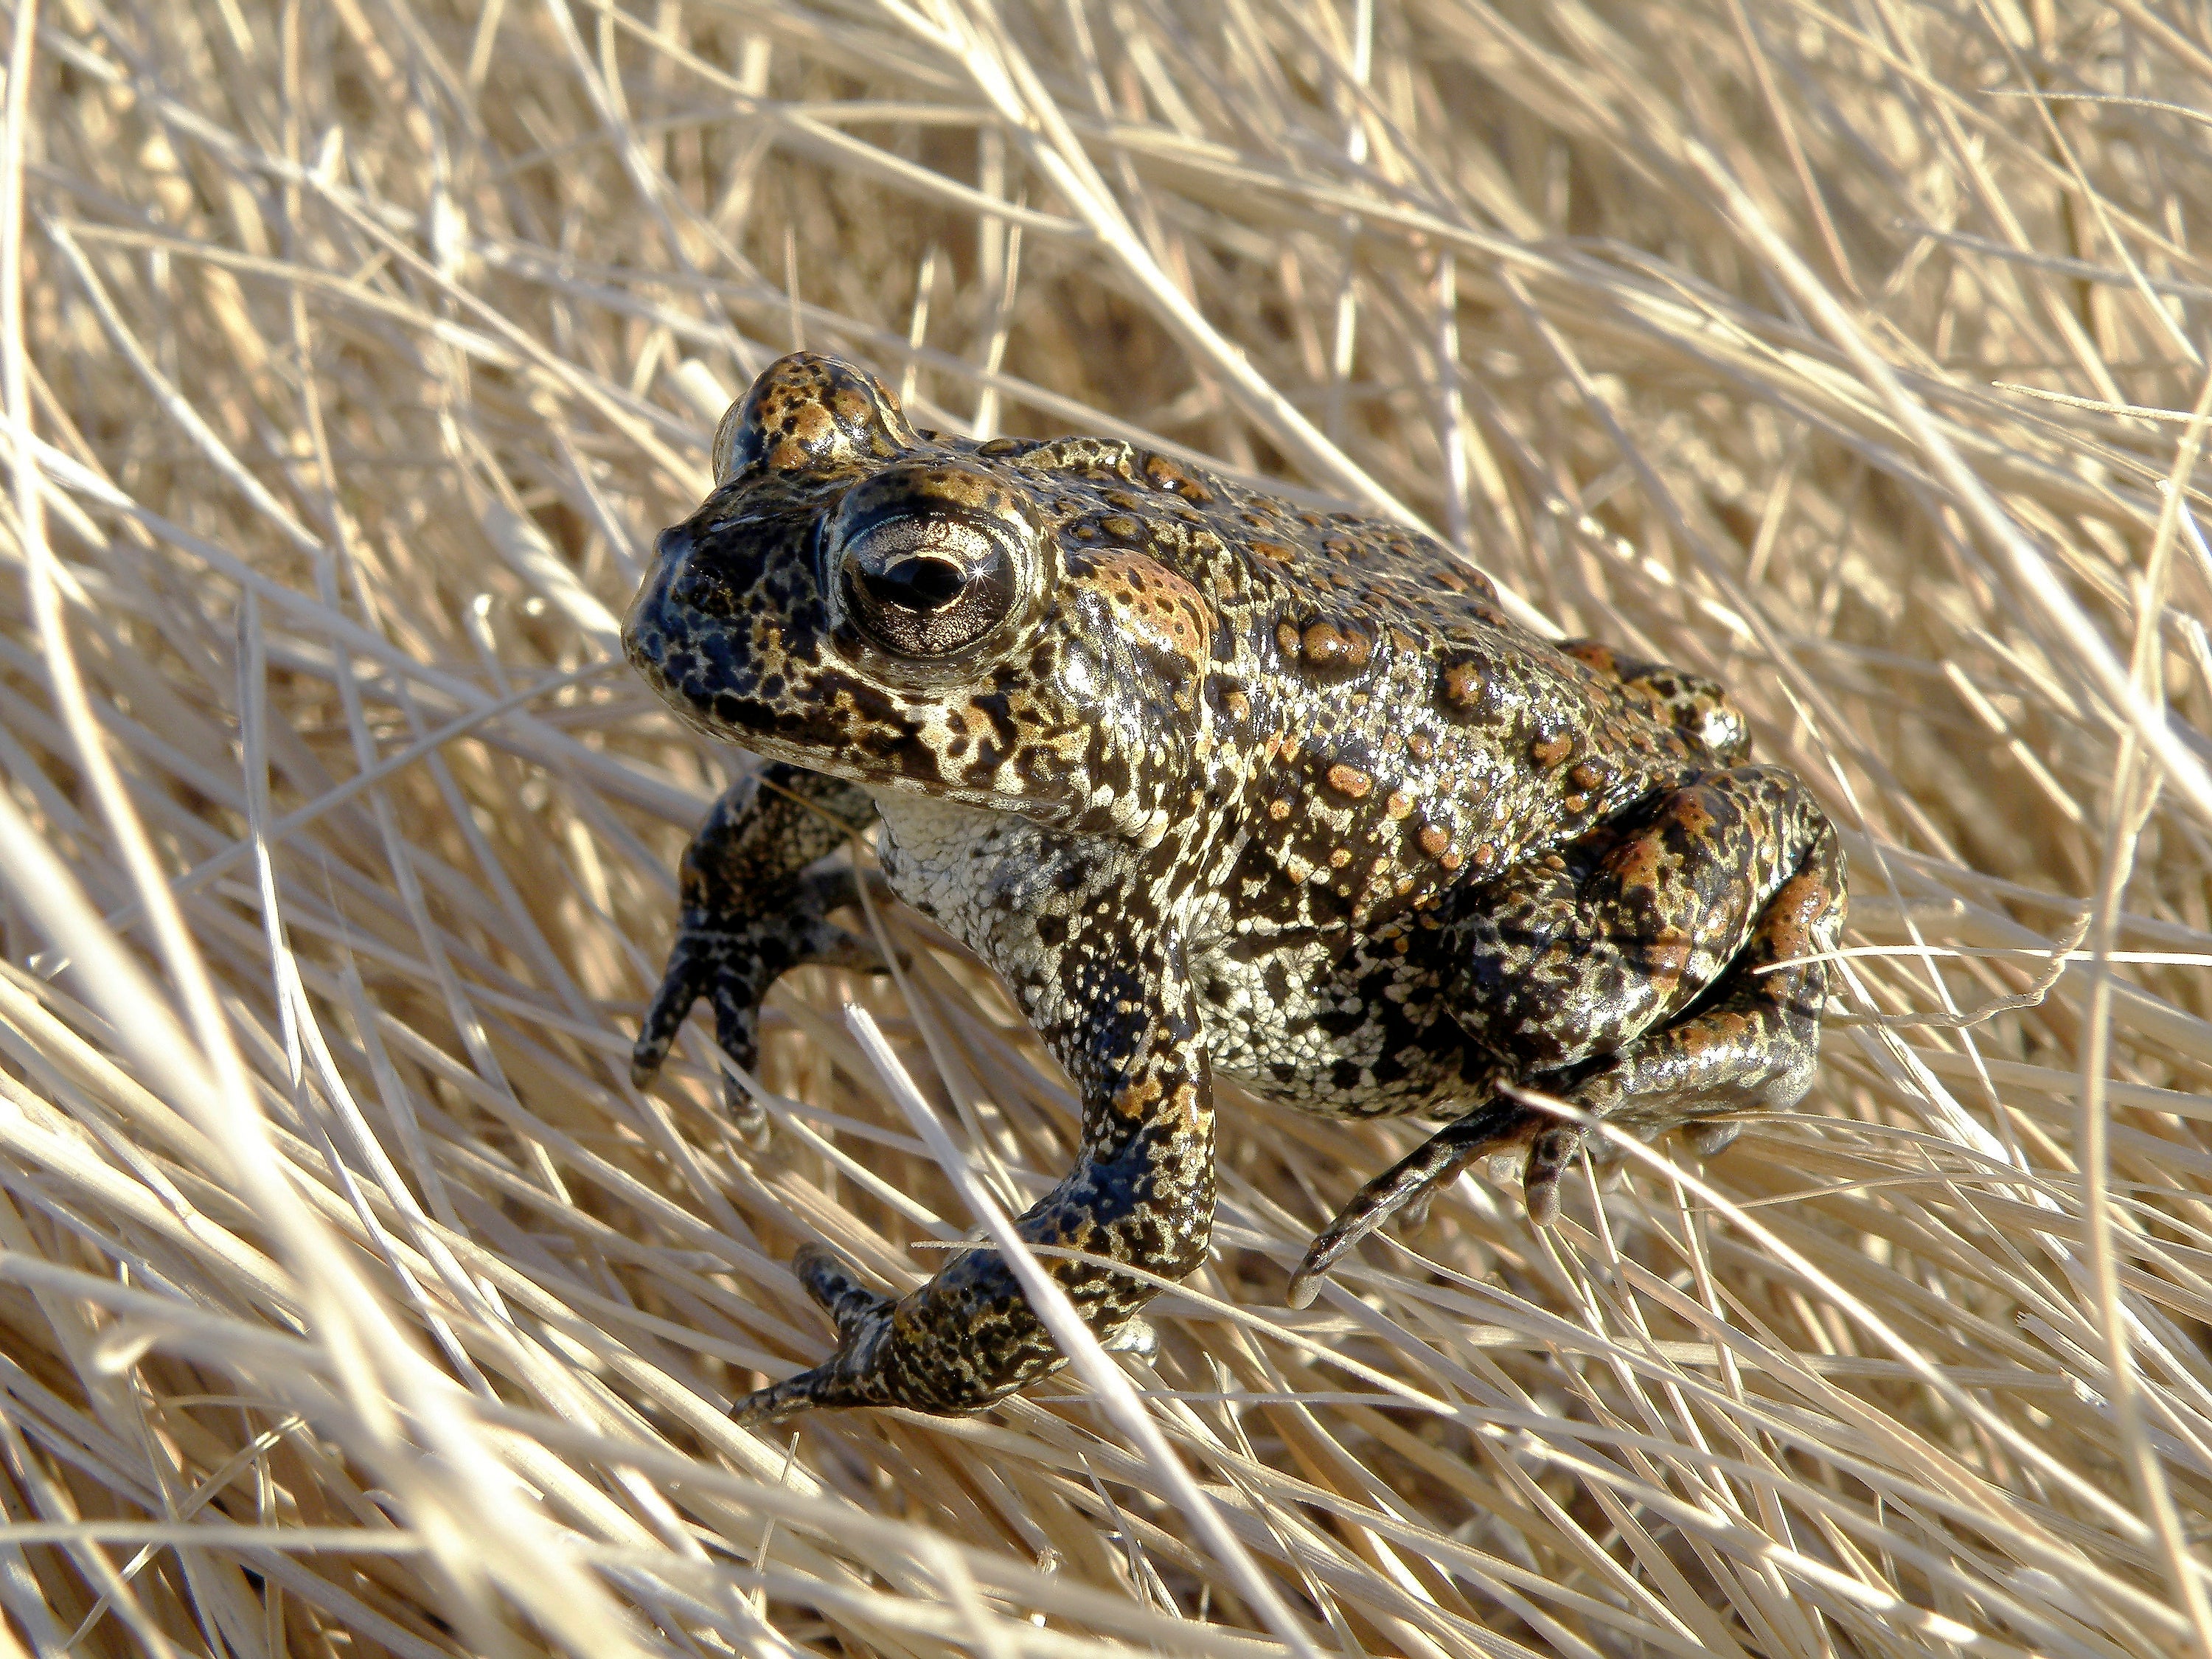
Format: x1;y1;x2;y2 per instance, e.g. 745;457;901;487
624;354;1845;1422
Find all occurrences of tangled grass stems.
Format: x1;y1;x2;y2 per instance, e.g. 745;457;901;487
1;0;2210;1654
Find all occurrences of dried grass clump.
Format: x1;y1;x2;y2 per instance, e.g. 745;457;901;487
2;0;2209;1653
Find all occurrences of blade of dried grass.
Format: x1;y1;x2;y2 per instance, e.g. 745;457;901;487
2068;364;2212;1659
1684;138;2212;827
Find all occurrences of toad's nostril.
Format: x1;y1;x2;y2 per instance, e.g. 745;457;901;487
653;524;692;563
669;555;737;617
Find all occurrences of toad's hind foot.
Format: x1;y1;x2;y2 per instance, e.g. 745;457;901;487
1287;1099;1536;1308
1286;1086;1757;1309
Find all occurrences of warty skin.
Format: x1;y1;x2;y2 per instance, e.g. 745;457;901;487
623;352;1846;1422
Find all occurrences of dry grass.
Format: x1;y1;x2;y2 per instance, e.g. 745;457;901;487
1;0;2209;1653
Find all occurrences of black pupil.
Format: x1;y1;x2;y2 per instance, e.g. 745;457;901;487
860;555;966;611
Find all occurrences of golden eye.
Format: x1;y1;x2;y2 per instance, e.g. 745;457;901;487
837;513;1018;658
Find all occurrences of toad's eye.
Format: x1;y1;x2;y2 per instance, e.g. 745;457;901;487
837;512;1018;658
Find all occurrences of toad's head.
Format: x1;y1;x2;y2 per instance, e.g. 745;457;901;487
625;353;1220;844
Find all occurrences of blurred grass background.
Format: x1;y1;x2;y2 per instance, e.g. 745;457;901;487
2;0;2211;1654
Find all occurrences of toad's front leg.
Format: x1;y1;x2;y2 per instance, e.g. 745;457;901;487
631;763;883;1136
732;940;1214;1422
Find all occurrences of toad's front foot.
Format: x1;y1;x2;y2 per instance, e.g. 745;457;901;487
729;1228;1127;1425
630;869;883;1135
732;959;1215;1424
629;765;881;1134
734;1240;1175;1425
731;1244;900;1425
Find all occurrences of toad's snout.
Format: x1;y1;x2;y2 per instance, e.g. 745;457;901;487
658;524;748;622
625;522;743;666
622;523;727;708
620;529;674;667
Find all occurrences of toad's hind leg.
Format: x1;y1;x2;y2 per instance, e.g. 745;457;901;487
1513;822;1843;1220
1288;770;1844;1305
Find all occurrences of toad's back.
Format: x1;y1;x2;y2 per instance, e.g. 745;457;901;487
1008;442;1719;940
